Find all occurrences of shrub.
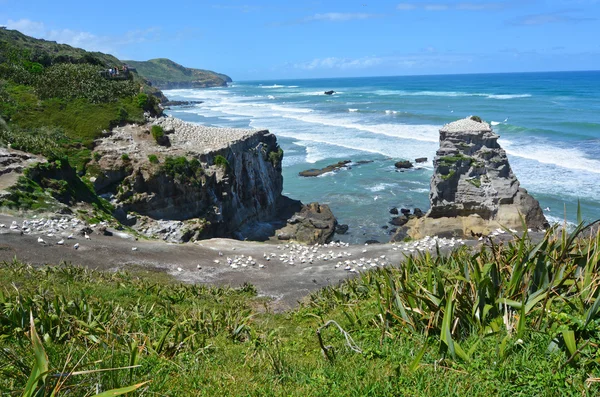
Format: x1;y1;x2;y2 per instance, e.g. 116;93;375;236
148;154;159;164
214;155;229;169
136;92;149;109
93;152;101;161
268;147;284;167
161;156;203;185
121;153;130;161
151;125;164;141
470;115;482;123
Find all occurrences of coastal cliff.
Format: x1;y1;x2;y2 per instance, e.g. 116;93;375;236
395;117;548;239
90;117;288;241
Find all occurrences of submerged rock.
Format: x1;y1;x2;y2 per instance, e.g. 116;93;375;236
324;90;335;95
299;160;351;177
394;117;548;240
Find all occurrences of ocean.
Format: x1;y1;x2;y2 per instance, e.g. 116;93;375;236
163;71;600;244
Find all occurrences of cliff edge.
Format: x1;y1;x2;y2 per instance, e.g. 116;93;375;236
395;117;548;239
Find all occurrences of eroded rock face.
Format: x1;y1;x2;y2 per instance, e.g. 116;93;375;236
275;202;337;245
91;120;287;241
398;118;548;239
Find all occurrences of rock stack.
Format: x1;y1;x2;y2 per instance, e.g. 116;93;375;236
395;117;548;239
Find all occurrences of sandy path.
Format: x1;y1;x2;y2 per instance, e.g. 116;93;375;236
0;213;475;310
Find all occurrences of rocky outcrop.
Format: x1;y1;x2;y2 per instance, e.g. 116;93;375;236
396;117;548;239
275;202;337;245
90;117;335;243
299;160;351;177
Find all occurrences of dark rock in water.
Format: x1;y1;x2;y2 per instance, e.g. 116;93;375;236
381;225;389;229
389;207;399;215
335;224;349;235
389;215;409;226
324;90;335;95
415;157;428;163
413;208;424;218
394;160;413;169
299;160;351;177
400;208;411;216
365;239;381;245
275;202;337;244
355;160;374;165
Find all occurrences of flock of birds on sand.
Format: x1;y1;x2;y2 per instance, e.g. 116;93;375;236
186;236;469;274
0;217;138;252
2;216;541;276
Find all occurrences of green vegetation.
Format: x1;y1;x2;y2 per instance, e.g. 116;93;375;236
0;27;162;175
441;169;456;180
213;154;229;169
268;147;284;167
121;153;130;162
161;156;204;185
124;58;232;89
2;223;600;395
470;115;483;122
150;124;164;142
439;153;473;167
147;154;159;164
468;177;482;187
0;159;113;213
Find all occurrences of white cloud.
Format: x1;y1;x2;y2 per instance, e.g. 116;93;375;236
304;12;379;22
3;19;159;55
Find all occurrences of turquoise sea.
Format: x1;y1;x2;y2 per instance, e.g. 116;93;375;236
164;71;600;244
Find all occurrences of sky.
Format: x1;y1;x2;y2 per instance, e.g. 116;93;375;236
1;0;599;80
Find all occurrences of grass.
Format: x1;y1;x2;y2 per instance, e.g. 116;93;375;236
2;219;600;396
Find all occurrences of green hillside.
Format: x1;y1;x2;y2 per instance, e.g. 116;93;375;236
0;27;121;67
124;58;232;89
0;27;162;213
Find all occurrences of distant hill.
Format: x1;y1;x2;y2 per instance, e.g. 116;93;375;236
0;27;121;67
124;58;232;89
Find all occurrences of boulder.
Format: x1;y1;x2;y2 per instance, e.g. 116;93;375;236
274;202;337;244
390;215;409;227
402;117;549;239
324;90;336;95
335;224;349;235
394;160;413;169
415;157;428;163
389;207;399;215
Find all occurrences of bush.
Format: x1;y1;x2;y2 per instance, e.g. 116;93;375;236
161;156;203;185
148;154;159;164
214;155;229;169
470;115;482;123
136;92;149;109
121;153;130;161
93;152;101;161
151;125;164;141
268;147;284;167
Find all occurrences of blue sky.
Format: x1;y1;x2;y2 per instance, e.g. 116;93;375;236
1;0;598;80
